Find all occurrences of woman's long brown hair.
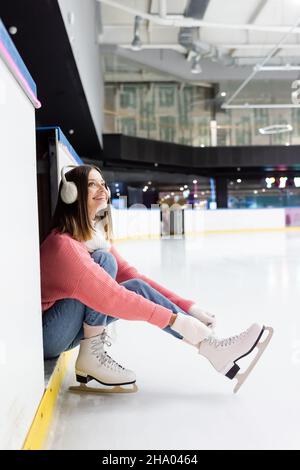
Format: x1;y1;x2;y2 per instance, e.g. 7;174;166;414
50;165;113;242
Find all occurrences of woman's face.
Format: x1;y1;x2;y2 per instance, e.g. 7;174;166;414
87;169;109;218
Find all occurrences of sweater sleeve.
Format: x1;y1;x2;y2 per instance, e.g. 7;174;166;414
69;242;173;329
110;245;195;313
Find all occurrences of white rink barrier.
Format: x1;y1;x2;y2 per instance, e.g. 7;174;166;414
112;207;161;239
0;20;43;449
112;207;287;240
184;208;286;234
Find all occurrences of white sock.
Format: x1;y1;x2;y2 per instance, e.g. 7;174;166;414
83;323;105;339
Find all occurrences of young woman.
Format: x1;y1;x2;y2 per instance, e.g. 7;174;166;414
40;165;273;393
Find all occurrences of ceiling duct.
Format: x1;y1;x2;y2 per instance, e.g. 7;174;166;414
178;0;235;67
131;15;143;51
178;0;211;58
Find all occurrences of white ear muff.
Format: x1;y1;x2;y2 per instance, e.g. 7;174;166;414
107;186;111;199
60;165;78;204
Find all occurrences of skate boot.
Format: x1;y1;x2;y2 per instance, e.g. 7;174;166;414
198;323;273;393
69;331;137;394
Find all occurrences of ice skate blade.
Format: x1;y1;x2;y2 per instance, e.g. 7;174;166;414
233;326;273;394
69;383;138;394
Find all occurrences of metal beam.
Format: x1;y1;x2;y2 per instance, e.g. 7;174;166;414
248;0;269;24
223;104;300;109
220;44;300;49
223;16;300;108
97;0;300;33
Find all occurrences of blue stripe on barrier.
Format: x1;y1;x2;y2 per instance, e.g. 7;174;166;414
36;126;83;164
0;19;37;97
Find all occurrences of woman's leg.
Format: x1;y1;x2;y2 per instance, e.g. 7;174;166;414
43;298;88;358
84;250;118;328
106;278;188;340
43;251;118;358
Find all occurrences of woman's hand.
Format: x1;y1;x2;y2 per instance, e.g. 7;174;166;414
170;314;211;344
188;304;216;329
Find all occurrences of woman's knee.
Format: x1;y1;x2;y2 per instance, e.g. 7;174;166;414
91;250;118;277
42;299;85;358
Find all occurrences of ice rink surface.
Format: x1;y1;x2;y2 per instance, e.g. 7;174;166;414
45;231;300;450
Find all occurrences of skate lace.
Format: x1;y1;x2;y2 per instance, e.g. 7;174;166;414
91;332;125;371
206;330;248;348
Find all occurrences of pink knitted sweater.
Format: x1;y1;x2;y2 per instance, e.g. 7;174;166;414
40;230;194;329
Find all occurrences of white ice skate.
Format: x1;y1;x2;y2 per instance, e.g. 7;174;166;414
198;323;273;393
69;332;137;394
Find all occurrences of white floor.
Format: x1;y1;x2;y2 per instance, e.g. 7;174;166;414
45;231;300;450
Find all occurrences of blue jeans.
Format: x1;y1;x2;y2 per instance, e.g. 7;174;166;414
42;250;187;358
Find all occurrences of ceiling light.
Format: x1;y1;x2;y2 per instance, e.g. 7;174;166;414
259;124;293;135
191;55;202;74
294;177;300;187
265;177;275;188
255;65;300;71
9;26;17;35
279;177;288;189
131;36;142;51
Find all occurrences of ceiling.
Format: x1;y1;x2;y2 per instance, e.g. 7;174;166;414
99;0;300;105
2;0;300;190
